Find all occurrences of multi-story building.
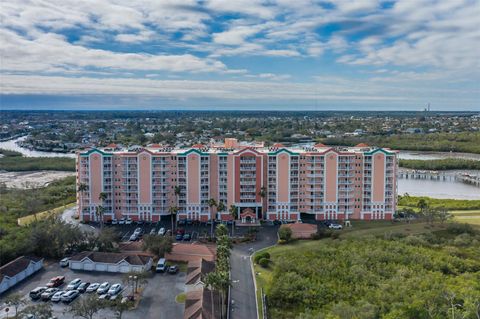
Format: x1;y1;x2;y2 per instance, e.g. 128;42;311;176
76;139;398;223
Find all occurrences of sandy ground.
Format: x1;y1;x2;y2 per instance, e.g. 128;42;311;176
0;170;75;188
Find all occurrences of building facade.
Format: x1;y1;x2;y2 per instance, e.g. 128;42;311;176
76;139;398;222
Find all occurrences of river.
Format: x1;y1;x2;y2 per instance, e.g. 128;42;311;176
0;137;478;199
0;136;76;158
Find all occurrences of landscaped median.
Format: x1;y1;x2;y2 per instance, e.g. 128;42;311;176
17;202;75;226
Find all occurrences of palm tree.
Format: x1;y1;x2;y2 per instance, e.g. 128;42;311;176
78;183;88;218
97;192;108;228
229;205;237;237
258;186;266;220
204;271;230;319
168;206;178;235
208;198;217;237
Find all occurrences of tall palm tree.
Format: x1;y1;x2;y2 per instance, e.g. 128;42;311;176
98;192;108;228
168;206;178;236
208;198;217;237
173;185;182;227
258;186;266;220
229;205;237;237
78;183;88;218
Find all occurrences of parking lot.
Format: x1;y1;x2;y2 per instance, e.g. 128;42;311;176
0;262;185;319
102;217;254;242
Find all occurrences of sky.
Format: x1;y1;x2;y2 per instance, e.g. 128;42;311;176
1;0;479;111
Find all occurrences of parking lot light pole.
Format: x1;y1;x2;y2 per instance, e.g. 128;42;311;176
134;275;138;293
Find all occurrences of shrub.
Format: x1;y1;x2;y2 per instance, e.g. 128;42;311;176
254;251;271;264
277;239;287;245
278;225;293;242
258;257;270;268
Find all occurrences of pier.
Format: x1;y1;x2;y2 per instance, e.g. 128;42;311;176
399;170;480;188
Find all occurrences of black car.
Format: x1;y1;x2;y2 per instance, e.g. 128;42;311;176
273;220;282;226
168;265;179;274
77;282;91;293
29;287;47;300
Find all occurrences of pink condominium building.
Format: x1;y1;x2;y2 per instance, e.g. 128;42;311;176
76;138;398;223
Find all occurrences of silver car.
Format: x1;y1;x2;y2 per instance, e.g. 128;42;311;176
97;282;110;294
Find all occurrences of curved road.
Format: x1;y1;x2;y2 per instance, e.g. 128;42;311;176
230;226;278;319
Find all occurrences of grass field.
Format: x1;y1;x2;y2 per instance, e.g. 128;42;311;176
451;209;480;226
17;202;75;226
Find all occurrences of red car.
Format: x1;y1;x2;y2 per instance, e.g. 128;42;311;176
176;228;185;235
46;276;65;288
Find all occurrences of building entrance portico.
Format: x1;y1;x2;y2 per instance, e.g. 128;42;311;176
240;207;257;223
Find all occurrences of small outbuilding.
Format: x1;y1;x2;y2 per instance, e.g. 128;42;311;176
0;256;44;294
69;251;152;273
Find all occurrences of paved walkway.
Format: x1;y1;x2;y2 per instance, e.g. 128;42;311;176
230;226;278;319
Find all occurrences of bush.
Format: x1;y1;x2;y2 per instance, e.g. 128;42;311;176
277;239;287;245
258;257;270;268
254;251;271;264
278;225;293;242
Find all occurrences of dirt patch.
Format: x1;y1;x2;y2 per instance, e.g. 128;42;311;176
0;170;75;188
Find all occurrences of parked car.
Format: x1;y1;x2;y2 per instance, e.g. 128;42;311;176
98;293;110;300
30;287;47;300
41;288;59;301
183;233;191;241
61;290;80;303
175;234;183;241
66;278;82;290
77;282;90;293
97;282;111;295
86;282;100;293
149;228;156;235
134;227;143;235
51;291;66;302
46;276;65;288
176;228;185;235
129;233;138;241
111;219;118;225
156;258;167;273
328;223;343;230
118;218;126;225
107;283;122;296
178;220;186;225
59;257;70;267
125;218;133;225
158;227;165;236
136;220;144;225
168;265;179;274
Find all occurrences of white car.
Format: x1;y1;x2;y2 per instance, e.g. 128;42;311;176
149;228;156;235
158;227;165;236
66;278;82;290
129;233;138;241
111;219;118;225
107;283;122;296
328;223;343;230
51;291;66;302
59;257;70;267
86;282;100;293
125;218;133;225
97;282;111;294
118;218;126;225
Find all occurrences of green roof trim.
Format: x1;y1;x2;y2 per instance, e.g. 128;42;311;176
177;148;209;156
363;148;395;155
79;149;113;156
268;148;299;156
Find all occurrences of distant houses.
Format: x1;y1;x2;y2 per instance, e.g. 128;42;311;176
0;256;43;294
